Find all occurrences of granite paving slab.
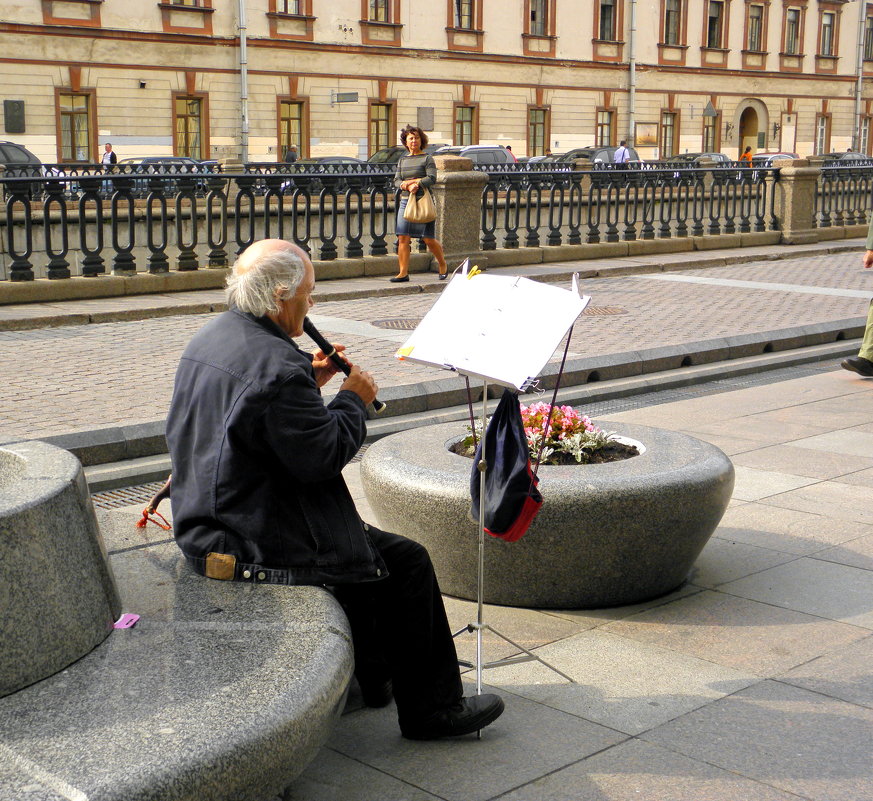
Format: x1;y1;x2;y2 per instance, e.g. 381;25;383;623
730;465;819;501
443;596;586;669
833;467;873;488
715;502;873;555
779;635;873;710
718;557;873;629
686;537;799;588
761;480;873;526
493;738;803;801
789;429;873;458
642;680;873;801
283;748;443;801
481;630;757;737
730;443;873;480
813;533;873;571
600;590;869;675
326;687;624;801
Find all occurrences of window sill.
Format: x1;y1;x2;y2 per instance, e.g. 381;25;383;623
157;3;215;13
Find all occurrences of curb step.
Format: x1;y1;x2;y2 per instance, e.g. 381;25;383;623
83;339;858;493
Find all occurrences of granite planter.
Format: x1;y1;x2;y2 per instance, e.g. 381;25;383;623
361;420;734;608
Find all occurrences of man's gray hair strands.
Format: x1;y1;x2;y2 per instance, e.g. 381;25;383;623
225;247;305;317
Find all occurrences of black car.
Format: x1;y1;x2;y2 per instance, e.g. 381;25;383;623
548;145;642;166
0;140;42;176
367;143;449;164
432;144;515;165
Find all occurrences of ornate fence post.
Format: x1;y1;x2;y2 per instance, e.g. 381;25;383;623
773;158;819;244
431;155;488;271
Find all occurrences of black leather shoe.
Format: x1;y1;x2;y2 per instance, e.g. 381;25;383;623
437;272;447;280
400;694;505;740
389;275;409;283
841;356;873;377
359;678;393;708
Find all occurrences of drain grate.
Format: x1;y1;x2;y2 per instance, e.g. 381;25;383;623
91;481;166;510
583;306;628;316
371;318;422;330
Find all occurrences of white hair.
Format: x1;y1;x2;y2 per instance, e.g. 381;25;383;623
225;246;305;317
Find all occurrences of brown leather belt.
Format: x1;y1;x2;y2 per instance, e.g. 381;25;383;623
186;552;297;585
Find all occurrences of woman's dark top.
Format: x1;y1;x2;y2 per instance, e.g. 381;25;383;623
394;153;436;197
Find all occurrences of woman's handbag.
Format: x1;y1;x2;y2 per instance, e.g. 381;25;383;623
403;188;436;224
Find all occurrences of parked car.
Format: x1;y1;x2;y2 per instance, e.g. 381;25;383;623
115;156;210;194
432;144;515;165
668;151;732;165
821;151;872;163
750;152;799;167
0;140;42;176
367;143;448;164
548;145;642;166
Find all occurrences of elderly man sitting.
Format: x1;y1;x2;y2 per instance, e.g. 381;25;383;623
165;239;504;740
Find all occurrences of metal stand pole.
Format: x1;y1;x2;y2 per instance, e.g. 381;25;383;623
453;380;574;738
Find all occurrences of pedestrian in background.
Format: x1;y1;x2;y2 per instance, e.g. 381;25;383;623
391;124;448;283
613;140;630;169
841;219;873;377
740;146;753;166
283;144;298;163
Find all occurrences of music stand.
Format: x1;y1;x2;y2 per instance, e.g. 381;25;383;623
395;262;590;721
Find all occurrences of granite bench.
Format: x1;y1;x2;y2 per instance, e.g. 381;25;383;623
0;441;353;801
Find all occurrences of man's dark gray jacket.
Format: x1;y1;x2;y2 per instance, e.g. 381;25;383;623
166;307;387;585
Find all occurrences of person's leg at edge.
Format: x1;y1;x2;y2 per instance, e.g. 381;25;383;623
859;300;873;361
842;300;873;376
423;237;448;276
396;235;411;279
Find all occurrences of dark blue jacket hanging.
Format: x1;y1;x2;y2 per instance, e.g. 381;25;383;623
470;388;543;542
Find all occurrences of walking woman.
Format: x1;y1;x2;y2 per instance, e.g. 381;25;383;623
391;124;448;282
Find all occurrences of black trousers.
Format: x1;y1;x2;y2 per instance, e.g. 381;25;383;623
334;526;463;726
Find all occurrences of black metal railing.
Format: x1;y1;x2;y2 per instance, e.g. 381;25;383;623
0;163;399;280
815;159;873;228
477;162;779;250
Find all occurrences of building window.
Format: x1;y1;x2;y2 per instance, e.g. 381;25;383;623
175;96;203;159
454;0;473;28
820;11;835;56
599;0;616;40
860;117;871;154
369;0;388;22
278;0;301;12
747;3;764;50
660;111;677;158
784;8;801;54
866;13;873;60
58;93;93;162
279;100;305;159
815;114;830;154
664;0;681;45
706;1;724;48
596;109;614;147
454;105;476;145
172;0;202;5
530;0;548;36
528;107;548;156
702;113;720;151
369;102;393;154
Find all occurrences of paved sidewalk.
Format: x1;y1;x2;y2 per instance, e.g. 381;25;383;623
96;364;873;801
1;240;872;445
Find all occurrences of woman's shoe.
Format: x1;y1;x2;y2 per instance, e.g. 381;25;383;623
389;275;409;283
437;272;447;281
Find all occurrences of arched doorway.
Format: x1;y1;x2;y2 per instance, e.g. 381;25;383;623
739;107;759;157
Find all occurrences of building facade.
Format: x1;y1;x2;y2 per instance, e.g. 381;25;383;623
2;0;873;164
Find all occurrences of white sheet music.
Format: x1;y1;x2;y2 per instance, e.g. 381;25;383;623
395;271;590;389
